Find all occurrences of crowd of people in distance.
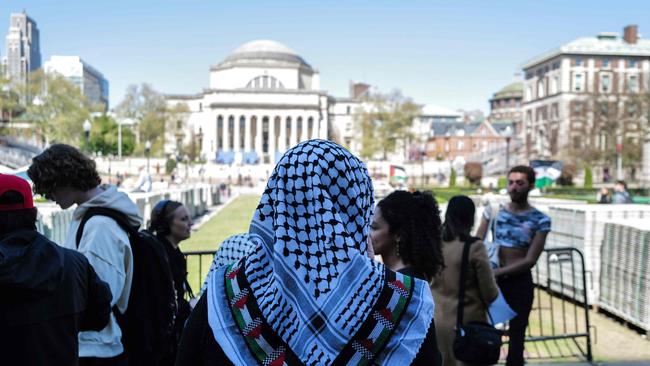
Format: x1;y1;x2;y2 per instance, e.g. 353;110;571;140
597;180;633;204
1;140;550;366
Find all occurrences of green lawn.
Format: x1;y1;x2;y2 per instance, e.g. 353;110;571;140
182;194;260;291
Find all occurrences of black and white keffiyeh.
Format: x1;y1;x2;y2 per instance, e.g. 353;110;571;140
199;233;255;297
207;140;433;365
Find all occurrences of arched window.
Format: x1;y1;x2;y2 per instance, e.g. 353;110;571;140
246;75;285;90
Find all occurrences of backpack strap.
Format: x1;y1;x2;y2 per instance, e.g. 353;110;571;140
75;207;139;248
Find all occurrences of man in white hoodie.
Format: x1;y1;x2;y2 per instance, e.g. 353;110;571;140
28;144;142;366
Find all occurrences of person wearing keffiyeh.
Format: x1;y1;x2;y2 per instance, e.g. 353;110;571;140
176;140;442;366
197;233;255;297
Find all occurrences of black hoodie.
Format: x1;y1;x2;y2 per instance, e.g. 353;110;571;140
0;229;112;366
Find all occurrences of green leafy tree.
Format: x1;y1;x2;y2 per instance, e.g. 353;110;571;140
355;89;421;160
114;83;167;156
88;115;135;156
20;70;91;145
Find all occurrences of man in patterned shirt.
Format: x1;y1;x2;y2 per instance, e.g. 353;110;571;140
476;165;550;366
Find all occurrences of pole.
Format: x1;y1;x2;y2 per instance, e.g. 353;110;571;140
616;135;623;180
506;137;511;172
118;119;122;159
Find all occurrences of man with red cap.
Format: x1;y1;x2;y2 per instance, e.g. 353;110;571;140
0;174;112;366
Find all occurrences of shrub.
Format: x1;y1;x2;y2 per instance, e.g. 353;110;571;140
464;162;482;186
165;158;177;175
449;168;457;187
583;167;593;188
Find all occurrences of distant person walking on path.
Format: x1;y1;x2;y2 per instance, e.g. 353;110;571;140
28;144;142;366
0;174;112;366
370;190;445;282
148;199;194;364
133;165;152;192
611;180;633;203
431;195;499;366
476;165;550;366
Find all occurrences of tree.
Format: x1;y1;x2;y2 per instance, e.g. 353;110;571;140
584;166;593;188
449;168;457;187
114;83;167;156
88;115;135;156
355;89;421;160
20;70;92;145
165;102;191;158
464;162;482;186
562;89;648;180
557;163;576;186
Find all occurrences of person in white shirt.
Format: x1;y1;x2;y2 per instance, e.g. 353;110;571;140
28;144;142;366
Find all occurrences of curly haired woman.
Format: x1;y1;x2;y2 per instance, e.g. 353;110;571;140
370;190;445;282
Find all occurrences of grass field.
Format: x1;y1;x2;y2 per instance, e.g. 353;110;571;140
183;194;260;291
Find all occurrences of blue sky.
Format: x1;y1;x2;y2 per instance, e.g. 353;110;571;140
1;1;647;113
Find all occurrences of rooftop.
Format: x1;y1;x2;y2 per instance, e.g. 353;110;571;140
213;39;313;71
523;28;650;69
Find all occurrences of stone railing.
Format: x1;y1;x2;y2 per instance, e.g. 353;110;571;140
36;184;221;244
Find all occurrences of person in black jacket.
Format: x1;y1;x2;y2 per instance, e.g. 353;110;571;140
0;174;112;366
149;199;194;365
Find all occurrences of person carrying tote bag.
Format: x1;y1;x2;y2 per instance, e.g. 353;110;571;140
453;238;503;365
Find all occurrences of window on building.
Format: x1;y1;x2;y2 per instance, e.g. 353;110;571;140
573;136;581;149
526;86;533;101
600;74;611;93
346;106;351;114
537;80;545;98
573;102;583;115
627;103;638;117
575;58;583;66
602;59;610;68
574;74;583;92
629;59;637;68
457;140;464;150
551;76;559;94
246;75;285;89
628;75;639;92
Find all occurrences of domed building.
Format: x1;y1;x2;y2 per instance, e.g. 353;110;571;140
488;81;523;125
166;40;357;164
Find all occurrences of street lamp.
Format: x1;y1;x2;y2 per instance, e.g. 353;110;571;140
83;119;92;151
145;140;152;173
504;125;513;172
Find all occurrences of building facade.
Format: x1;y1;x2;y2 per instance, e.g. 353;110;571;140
3;12;41;84
166;40;357;164
425;120;512;175
521;25;650;174
44;56;110;111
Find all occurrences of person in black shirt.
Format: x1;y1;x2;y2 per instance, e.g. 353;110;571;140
149;200;194;365
370;190;445;282
0;174;112;366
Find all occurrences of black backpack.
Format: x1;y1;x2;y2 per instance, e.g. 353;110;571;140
76;207;177;365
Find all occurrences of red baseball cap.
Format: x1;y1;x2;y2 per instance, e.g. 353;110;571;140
0;174;34;211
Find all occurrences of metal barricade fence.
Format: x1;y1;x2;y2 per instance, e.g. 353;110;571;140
183;247;594;364
523;247;593;363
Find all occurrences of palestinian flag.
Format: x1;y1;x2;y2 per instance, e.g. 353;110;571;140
390;165;407;183
530;160;563;188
